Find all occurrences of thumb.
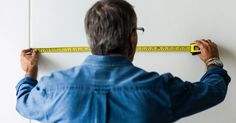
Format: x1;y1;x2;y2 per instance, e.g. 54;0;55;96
32;49;39;58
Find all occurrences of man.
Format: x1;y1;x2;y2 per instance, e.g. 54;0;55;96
16;0;230;123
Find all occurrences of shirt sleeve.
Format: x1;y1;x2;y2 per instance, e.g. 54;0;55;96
16;77;47;121
165;66;231;122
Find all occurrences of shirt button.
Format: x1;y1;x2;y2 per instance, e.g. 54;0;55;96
36;86;40;91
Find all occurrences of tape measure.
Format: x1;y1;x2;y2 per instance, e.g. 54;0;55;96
35;43;200;55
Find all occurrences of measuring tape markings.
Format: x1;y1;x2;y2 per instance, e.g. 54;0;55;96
136;46;190;52
35;44;200;54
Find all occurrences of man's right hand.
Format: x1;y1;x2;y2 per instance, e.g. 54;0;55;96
21;48;39;79
195;39;220;64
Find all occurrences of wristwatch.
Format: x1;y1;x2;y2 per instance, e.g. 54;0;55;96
206;58;224;68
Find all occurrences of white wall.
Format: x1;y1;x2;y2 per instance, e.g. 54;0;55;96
0;0;29;122
1;0;235;123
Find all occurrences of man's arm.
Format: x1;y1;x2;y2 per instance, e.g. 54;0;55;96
167;39;231;121
16;49;47;121
168;67;230;121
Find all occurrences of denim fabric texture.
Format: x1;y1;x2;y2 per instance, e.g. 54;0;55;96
16;55;231;123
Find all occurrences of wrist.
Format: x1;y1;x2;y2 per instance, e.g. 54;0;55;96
205;57;223;69
204;57;219;64
25;66;38;79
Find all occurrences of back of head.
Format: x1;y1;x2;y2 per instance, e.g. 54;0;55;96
85;0;137;55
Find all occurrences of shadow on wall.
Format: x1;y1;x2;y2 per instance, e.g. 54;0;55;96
219;45;236;70
38;54;61;74
217;45;236;123
219;44;235;98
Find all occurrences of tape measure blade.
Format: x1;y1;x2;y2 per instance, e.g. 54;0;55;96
36;47;90;53
136;46;190;52
35;45;192;53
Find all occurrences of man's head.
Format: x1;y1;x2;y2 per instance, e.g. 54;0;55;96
85;0;137;61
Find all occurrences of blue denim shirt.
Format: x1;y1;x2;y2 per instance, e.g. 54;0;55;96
16;55;231;123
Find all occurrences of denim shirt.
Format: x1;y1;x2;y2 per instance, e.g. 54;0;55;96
16;55;231;123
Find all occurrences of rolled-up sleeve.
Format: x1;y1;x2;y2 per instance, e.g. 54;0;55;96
16;77;47;121
165;66;231;122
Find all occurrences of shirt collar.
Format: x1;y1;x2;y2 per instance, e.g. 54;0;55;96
82;55;133;66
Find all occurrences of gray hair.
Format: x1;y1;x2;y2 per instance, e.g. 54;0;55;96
84;0;137;55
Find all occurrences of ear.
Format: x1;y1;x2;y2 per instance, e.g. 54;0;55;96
129;32;137;51
128;32;138;61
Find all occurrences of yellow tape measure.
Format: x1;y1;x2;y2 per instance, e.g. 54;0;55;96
35;43;200;54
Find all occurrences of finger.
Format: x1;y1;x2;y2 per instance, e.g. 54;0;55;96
201;39;210;47
208;40;215;44
195;40;205;50
211;41;218;49
202;39;210;44
212;41;217;46
22;48;33;53
207;39;212;42
32;49;39;57
199;40;211;52
34;49;39;54
195;40;201;45
23;49;34;56
26;52;33;55
21;49;30;56
206;39;216;48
